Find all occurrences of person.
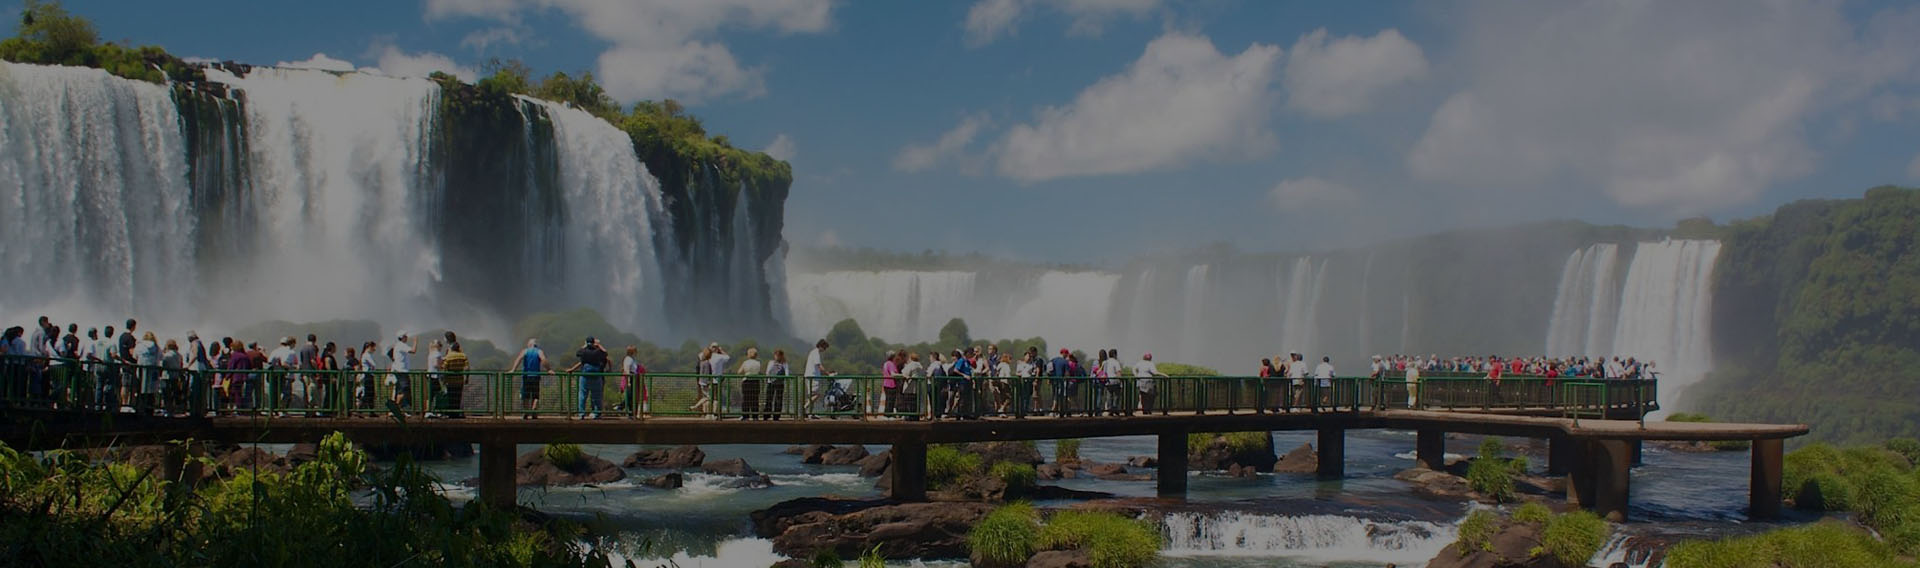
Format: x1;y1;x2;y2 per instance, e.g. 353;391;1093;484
803;339;830;415
315;341;339;415
763;349;790;420
134;331;161;414
1100;348;1123;416
388;331;417;412
186;332;209;415
1047;349;1071;416
692;346;713;414
1134;352;1166;414
440;342;468;418
297;334;320;413
357;341;379;414
925;351;948;417
703;343;730;418
619;345;643;415
1289;353;1308;409
899;352;925;420
267;337;299;415
1091;349;1110;415
946;348;974;419
1314;356;1335;409
1405;356;1422;409
734;347;760;420
423;340;445;418
517;339;546;419
1486;355;1504;405
993;353;1014;415
565;337;609;419
159;339;183;415
343;346;361;412
881;351;901;416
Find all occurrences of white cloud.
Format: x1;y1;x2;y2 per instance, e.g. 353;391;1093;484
1283;28;1427;118
424;0;834;103
894;114;990;173
1408;1;1920;212
276;53;357;73
460;26;527;52
369;44;478;81
991;32;1281;182
1907;152;1920;180
763;134;797;162
1267;177;1359;211
964;0;1160;46
816;229;842;248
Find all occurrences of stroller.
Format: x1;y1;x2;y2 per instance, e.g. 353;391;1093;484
825;378;857;413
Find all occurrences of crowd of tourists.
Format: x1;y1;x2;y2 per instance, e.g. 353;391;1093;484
1;314;1662;421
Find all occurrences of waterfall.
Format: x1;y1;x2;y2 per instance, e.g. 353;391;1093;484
784;271;977;342
1278;257;1317;355
0;62;197;324
1545;243;1623;357
1002;271;1120;352
1611;240;1720;410
1593;533;1665;568
1160;511;1456;565
1178;265;1210;362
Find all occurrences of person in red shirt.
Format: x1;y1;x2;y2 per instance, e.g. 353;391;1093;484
1486;356;1504;405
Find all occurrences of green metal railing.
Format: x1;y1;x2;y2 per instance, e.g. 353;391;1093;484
0;354;1657;422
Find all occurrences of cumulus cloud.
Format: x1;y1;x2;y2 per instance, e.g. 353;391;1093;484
277;53;357;72
1283;28;1427;118
763;133;797;162
990;32;1281;182
964;0;1160;46
460;26;527;52
1267;177;1359;211
1408;1;1920;212
369;43;478;81
423;0;834;103
894;114;990;173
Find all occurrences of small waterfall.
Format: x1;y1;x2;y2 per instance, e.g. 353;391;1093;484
0;62;197;324
1593;533;1667;568
1160;511;1457;565
1545;243;1623;357
784;271;978;341
1178;265;1211;362
527;97;668;334
1611;240;1720;410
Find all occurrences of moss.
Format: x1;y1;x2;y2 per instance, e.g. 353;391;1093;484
1456;510;1499;555
544;443;584;469
927;445;982;490
1511;502;1552;525
1539;510;1607;567
968;503;1040;568
1037;510;1162;568
991;462;1037;493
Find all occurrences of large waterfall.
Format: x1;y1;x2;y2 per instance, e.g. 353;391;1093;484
0;61;785;341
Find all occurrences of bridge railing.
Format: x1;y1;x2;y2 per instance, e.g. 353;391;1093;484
0;355;1657;422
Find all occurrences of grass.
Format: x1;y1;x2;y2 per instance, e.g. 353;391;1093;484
1664;521;1918;568
927;445;983;490
992;461;1037;493
1037;510;1162;568
1186;431;1268;456
1510;502;1552;524
1456;509;1499;555
1539;510;1607;566
1777;439;1920;556
1056;439;1081;463
544;443;584;469
1466;437;1527;503
968;502;1039;568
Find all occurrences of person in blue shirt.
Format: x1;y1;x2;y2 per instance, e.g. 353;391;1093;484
1048;349;1071;416
946;348;974;419
517;338;547;419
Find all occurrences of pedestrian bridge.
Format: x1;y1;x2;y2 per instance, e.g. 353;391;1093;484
0;359;1809;522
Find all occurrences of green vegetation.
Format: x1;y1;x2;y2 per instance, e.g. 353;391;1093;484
1664;521;1917;568
1055;439;1082;463
808;549;843;568
544;443;585;469
0;433;606;566
0;1;201;84
1780;440;1920;555
926;445;982;490
1466;438;1529;503
968;502;1040;568
1155;363;1220;376
1663;414;1752;451
1538;510;1607;567
1036;510;1162;568
991;462;1037;492
1694;186;1920;445
856;545;885;568
1455;509;1500;555
1186;431;1269;456
1510;502;1552;524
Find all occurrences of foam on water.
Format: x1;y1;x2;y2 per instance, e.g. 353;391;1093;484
1161;511;1457;566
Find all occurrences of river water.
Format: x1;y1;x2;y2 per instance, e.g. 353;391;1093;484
382;429;1773;567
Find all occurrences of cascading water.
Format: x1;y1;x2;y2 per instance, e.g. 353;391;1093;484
1612;240;1720;410
1178;265;1210;361
1160;511;1457;566
1545;243;1623;357
1278;257;1319;356
784;271;977;342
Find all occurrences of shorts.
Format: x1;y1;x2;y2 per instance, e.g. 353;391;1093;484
521;376;541;400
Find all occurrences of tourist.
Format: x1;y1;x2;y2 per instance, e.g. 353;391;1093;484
343;346;361;412
440;342;468;418
1134;352;1166;414
734;347;760;420
764;349;790;420
1486;355;1504;405
517;338;545;419
703;343;730;418
316;341;339;415
693;346;713;414
1091;349;1109;415
389;331;416;412
993;352;1014;415
298;334;320;412
880;351;900;416
946;348;974;419
803;339;830;415
1046;349;1071;416
1101;348;1123;416
619;345;642;414
1289;353;1308;409
1405;356;1422;409
898;352;925;420
25;317;50;401
160;339;183;415
1067;351;1091;417
134;331;161;414
1314;356;1335;409
564;337;609;419
357;340;379;414
423;339;444;418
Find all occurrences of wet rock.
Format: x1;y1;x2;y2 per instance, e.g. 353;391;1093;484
962;441;1045;467
1082;462;1127;477
1188;432;1278;472
1126;456;1158;468
819;445;870;465
515;450;625;486
796;444;836;463
1226;463;1261;478
752;497;995;560
1272;443;1318;474
1036;463;1072;480
782;445;812;455
624;445;705;469
1026;550;1093;568
718;474;775;489
1397;467;1473;500
702;458;761;477
858;450;892;477
643;472;684;489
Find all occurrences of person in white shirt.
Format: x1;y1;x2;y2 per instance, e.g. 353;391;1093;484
992;353;1014;414
735;347;762;420
1099;349;1124;416
1314;356;1336;409
1289;353;1309;408
803;339;830;414
388;331;416;410
1132;353;1166;414
702;343;731;417
1406;357;1423;409
424;340;445;418
899;352;925;419
620;345;642;414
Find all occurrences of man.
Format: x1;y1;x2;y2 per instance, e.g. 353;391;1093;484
703;343;731;417
564;337;610;419
1406;356;1423;409
1048;348;1071;416
1314;356;1336;409
1289;353;1308;408
803;339;830;414
296;334;320;413
946;348;974;419
267;337;298;415
389;331;417;411
517;338;547;419
423;340;445;418
26;316;51;400
93;326;115;409
1133;352;1166;415
1486;355;1504;405
440;342;469;418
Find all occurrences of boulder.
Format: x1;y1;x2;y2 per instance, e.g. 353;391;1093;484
1272;443;1318;474
1226;463;1260;478
752;498;996;560
1126;456;1158;468
718;474;776;489
819;445;870;465
624;445;706;469
1397;467;1474;501
1426;521;1569;568
961;441;1045;467
1188;433;1278;472
1036;463;1072;480
782;445;809;455
703;458;761;477
797;444;837;464
858;450;892;477
218;447;291;477
1026;550;1093;568
515;450;626;486
643;472;684;489
1082;462;1127;477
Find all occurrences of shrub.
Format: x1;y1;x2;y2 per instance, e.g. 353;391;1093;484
968;502;1039;568
544;443;584;469
1511;502;1552;524
1664;522;1909;568
857;545;885;568
809;549;844;568
1467;457;1518;503
1478;437;1506;459
1888;437;1920;466
1037;510;1161;568
1186;432;1267;456
1665;412;1712;423
1056;439;1082;463
1455;510;1500;555
992;461;1037;492
1539;510;1608;567
927;445;982;489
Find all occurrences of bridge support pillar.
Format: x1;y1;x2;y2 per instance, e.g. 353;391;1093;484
478;442;517;510
1157;431;1188;498
890;441;927;502
1415;430;1446;471
1567;439;1632;522
1750;438;1783;520
1628;439;1643;466
1547;437;1574;476
1317;428;1345;479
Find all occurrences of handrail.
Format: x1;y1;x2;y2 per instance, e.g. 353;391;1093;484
0;354;1658;422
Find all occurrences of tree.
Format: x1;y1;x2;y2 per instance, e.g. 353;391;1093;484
938;318;971;349
16;0;96;63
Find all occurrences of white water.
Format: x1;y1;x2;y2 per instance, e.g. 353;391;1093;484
1178;265;1211;361
1545;243;1624;357
1160;511;1457;566
1278;257;1320;356
1611;240;1720;411
0;62;197;324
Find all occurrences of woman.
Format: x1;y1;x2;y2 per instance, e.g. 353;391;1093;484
160;340;184;415
762;349;789;420
899;352;925;420
691;346;713;415
993;353;1014;414
133;332;161;412
620;345;642;415
880;351;901;417
358;341;379;414
317;342;339;413
735;347;761;421
343;346;361;413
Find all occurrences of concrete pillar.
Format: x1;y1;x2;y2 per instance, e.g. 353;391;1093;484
1750;438;1783;520
1571;439;1633;522
1157;431;1188;498
1317;428;1345;479
890;441;928;502
1547;437;1575;476
478;442;517;510
1628;439;1643;467
1416;430;1446;471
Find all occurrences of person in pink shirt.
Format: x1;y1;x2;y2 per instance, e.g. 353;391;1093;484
881;351;901;416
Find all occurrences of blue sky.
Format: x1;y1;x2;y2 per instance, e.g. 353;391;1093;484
46;0;1920;262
